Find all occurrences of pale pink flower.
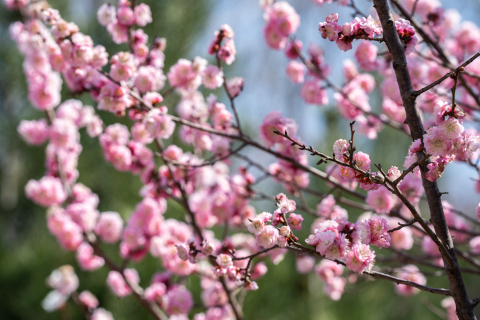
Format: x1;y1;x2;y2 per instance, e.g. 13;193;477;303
295;255;315;273
388;218;414;250
116;5;135;26
76;242;105;271
285;60;306;84
145;283;167;302
165;286;193;315
260;111;297;147
25;176;67;207
247;215;265;235
382;98;406;123
315;230;337;255
366;187;396;214
167;59;201;92
79;290;98;309
143;108;175;139
95;211;124;243
437;117;464;140
18;119;49;145
217;39;236;65
470;236;480;255
134;66;165;93
47;265;79;296
226;77;244;98
134;3;152;26
441;297;458;320
216;254;233;269
355;41;378;70
356;115;383;140
300;80;328;106
424;126;452;156
357;217;391;248
107;22;129;44
345;243;375;273
256;225;279;248
91;308;114;320
202;65;224;89
288;213;304;230
333;139;348;161
396;265;426;296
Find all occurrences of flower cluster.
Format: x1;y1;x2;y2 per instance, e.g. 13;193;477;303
98;1;152;44
413;101;479;182
262;1;300;50
208;24;237;65
318;14;382;52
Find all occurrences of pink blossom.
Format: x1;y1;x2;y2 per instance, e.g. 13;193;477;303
469;236;480;255
97;83;133;114
259;111;297;147
78;290;98;309
288;213;304;230
145;282;167;302
247;214;266;235
116;5;135;26
284;39;302;59
355;41;378;70
97;4;116;26
216;254;233;269
95;211;124;243
202;65;224;89
285;61;306;84
356;115;383;140
107;22;129;44
366;187;396;214
226;77;244;98
441;297;458;320
66;202;99;232
165;286;193;315
217;39;236;65
107;269;139;297
315;259;345;300
315;230;337;255
91;308;114;320
143;108;176;139
437;117;464;140
422;235;441;257
134;3;152;26
318;14;341;42
47;265;79;296
28;72;62;110
395;18;418;55
256;225;279;248
295;255;315;274
334;88;370;120
300;80;328;106
424;126;452;156
396;265;426;296
357;217;391;248
18;119;49;145
382;98;406;123
76;242;104;270
167;59;201;92
345;243;375;273
388;218;414;250
134;66;165;93
25;176;67;207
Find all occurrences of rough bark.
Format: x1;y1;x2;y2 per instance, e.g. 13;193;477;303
372;1;476;319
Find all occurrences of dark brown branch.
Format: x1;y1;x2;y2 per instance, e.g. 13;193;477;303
413;53;480;97
374;0;476;318
219;276;244;320
285;244;451;296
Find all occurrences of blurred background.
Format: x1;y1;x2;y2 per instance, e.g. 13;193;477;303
1;0;480;319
